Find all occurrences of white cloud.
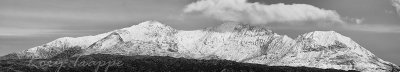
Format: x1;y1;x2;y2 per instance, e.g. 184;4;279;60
183;0;344;25
392;0;400;16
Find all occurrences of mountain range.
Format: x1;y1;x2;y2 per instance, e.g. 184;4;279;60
1;21;399;72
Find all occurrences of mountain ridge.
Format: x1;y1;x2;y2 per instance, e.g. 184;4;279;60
1;20;399;72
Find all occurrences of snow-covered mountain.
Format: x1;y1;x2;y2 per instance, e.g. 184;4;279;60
3;21;399;72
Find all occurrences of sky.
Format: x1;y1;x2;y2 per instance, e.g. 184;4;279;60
0;0;399;64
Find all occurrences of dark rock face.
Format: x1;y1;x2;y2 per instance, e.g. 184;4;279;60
0;53;18;60
51;46;83;59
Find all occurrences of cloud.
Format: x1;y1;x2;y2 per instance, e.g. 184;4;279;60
392;0;400;17
183;0;344;25
183;0;400;33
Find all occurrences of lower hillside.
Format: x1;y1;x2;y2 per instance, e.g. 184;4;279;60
0;54;359;72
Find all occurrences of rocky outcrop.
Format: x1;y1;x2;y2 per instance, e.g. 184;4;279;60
5;21;399;72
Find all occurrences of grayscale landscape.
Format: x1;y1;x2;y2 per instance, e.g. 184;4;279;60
1;0;400;72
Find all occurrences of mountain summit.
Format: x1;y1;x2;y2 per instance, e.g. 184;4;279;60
2;21;399;72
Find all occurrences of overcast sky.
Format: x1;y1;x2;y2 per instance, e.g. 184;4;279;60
0;0;399;64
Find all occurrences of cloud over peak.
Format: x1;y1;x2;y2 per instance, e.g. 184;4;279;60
183;0;343;25
392;0;400;17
